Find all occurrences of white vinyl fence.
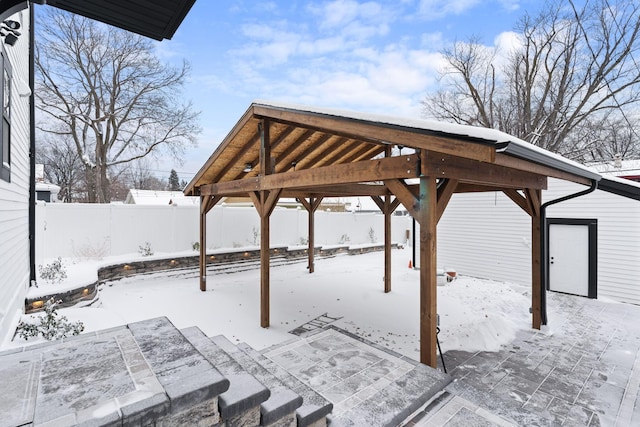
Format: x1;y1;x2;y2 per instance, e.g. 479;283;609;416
35;203;412;264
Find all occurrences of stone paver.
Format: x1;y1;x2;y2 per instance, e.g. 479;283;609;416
0;317;229;427
413;291;640;427
264;328;420;417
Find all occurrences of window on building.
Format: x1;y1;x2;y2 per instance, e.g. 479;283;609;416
0;49;12;182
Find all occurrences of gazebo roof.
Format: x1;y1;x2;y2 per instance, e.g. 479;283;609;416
185;101;599;197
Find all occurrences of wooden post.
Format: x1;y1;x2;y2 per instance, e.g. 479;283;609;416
199;195;207;292
383;145;392;293
260;193;270;328
299;197;323;273
528;188;542;329
199;195;222;292
384;194;391;293
419;172;438;367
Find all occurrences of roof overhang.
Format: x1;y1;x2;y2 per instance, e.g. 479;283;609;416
0;0;196;40
597;176;640;201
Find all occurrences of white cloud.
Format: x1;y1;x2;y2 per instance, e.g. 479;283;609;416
416;0;481;18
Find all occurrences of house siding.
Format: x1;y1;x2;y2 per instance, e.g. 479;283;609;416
437;178;640;305
0;9;31;343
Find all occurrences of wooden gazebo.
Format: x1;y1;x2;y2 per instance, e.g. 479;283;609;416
184;101;600;367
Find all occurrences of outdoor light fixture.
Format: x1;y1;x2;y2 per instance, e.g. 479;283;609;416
243;163;253;173
1;20;21;46
32;300;44;309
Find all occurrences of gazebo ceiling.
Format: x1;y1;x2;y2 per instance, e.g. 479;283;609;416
185;101;600;198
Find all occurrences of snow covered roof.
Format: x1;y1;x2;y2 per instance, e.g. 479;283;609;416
589;159;640;178
185;101;601;201
125;189;200;206
250;100;601;181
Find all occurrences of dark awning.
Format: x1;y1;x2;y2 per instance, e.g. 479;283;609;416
0;0;196;40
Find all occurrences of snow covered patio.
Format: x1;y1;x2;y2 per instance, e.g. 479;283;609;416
3;248;640;425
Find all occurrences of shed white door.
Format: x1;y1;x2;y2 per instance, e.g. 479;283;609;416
549;224;589;296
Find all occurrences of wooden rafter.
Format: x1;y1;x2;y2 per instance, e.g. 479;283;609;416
253;105;496;163
303;137;353;169
213;131;259;182
270;128;316;172
277;132;333;173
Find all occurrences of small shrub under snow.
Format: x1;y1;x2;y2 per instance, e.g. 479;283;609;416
16;298;84;341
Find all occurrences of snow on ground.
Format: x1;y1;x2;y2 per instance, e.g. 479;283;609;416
6;248;534;360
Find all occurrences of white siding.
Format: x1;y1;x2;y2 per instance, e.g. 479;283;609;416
545;179;640;305
436;178;640;305
437;191;532;284
0;9;31;342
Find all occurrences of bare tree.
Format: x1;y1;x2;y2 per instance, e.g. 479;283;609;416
36;134;84;202
35;9;200;203
423;0;640;161
123;158;166;191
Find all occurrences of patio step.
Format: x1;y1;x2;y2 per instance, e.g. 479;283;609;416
237;342;334;427
181;326;271;426
210;334;304;427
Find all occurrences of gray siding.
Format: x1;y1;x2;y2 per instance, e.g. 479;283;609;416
0;9;31;343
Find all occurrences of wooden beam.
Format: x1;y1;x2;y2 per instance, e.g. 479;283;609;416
495;153;590;186
422;152;547;190
277;132;333;173
385;179;419;219
503;189;532;216
259;120;272;175
419;175;438;368
253;105;496;163
288;183;389;197
200;155;419;196
436;179;458;223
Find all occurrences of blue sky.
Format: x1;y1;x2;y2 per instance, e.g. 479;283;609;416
153;0;547;181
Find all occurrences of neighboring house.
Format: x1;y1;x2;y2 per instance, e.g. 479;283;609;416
124;189;200;206
0;0;195;343
0;7;31;342
435;175;640;306
589;158;640;183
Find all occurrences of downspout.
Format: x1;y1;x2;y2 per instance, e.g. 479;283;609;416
28;2;36;285
539;179;598;324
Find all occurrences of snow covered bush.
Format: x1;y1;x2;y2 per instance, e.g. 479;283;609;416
138;241;154;256
16;299;84;341
39;257;67;284
192;241;200;251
